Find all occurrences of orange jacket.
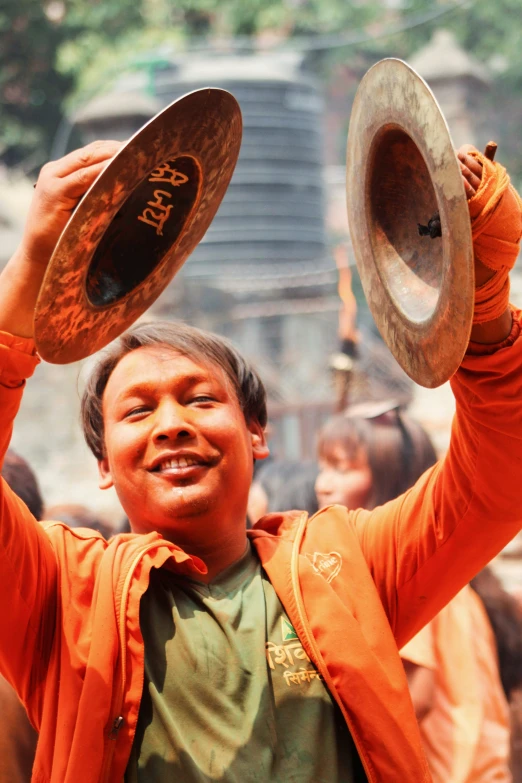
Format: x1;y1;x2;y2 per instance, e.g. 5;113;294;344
1;312;522;783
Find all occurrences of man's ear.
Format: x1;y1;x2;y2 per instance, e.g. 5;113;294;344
98;457;114;490
249;419;270;461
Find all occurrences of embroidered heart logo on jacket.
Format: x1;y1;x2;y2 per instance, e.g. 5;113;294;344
307;551;342;584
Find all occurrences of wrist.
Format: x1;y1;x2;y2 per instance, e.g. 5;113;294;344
471;253;512;343
0;246;47;338
14;239;51;273
470;308;512;344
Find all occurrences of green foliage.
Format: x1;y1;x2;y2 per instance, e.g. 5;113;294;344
0;1;71;167
391;0;522;182
394;0;522;72
1;0;521;175
0;0;146;169
66;0;389;109
159;0;382;39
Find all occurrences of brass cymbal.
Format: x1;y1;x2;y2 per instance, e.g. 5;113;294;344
34;88;242;364
346;59;474;388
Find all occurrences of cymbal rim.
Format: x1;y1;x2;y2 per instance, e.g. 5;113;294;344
34;88;242;364
346;58;474;388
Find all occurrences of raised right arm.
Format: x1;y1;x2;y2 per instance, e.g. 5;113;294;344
0;333;55;717
0;140;121;338
0;141;120;717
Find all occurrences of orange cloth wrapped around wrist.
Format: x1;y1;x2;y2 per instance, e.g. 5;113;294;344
468;151;522;324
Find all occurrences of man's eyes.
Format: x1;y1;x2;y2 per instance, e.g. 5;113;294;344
123;405;150;419
121;395;216;418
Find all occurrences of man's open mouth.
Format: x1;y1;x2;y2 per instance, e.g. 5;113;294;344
151;456;202;472
147;452;218;475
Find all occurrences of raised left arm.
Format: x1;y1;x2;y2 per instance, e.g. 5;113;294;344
355;146;522;648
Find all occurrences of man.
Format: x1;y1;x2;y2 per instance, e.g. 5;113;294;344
0;139;521;782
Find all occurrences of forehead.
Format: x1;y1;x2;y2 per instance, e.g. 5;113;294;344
103;344;231;405
319;438;366;465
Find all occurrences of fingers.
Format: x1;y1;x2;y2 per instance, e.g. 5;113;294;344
58;158;116;201
458;151;483;200
39;140;122;181
21;141;123;267
457;143;479;157
34;140;122;209
458;151;483;180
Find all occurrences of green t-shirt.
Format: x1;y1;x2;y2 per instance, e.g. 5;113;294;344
125;544;366;782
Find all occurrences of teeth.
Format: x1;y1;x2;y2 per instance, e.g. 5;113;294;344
158;457;197;471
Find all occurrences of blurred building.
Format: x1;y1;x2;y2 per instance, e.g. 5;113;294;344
409;29;491;149
71;52;341;458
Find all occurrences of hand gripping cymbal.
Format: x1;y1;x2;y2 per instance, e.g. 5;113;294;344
346;59;474;388
34;88;242;364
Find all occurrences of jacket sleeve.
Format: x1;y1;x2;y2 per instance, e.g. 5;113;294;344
355;308;522;649
0;332;58;718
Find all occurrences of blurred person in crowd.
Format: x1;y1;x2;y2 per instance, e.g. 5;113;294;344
0;450;41;782
248;460;319;524
471;567;522;703
2;448;43;521
315;401;436;511
1;139;522;781
117;515;132;534
0;676;38;783
472;567;522;781
328;245;360;413
316;406;513;781
43;502;114;540
402;490;522;782
401;585;512;782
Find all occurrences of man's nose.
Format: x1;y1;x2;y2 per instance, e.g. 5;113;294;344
152;400;196;442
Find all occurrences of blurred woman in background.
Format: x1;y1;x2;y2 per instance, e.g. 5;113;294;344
315;404;515;782
248;460;319;526
314;400;436;511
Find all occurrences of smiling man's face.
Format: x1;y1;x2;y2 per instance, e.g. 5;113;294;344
98;345;268;543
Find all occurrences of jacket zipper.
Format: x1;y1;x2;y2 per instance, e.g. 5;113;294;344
100;542;160;783
290;512;375;783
